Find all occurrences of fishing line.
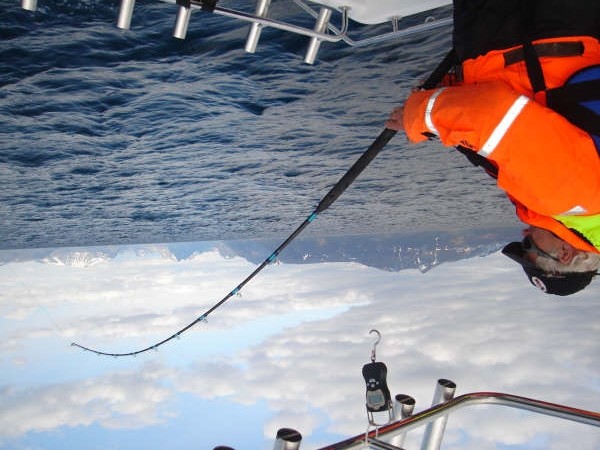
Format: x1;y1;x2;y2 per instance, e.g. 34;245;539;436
71;128;397;357
71;51;453;358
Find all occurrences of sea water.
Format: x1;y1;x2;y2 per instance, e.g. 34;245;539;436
1;0;518;250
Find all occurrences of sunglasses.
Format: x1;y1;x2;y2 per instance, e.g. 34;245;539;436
522;236;561;263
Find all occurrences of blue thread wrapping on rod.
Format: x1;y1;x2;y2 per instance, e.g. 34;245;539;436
70;126;397;357
231;287;240;296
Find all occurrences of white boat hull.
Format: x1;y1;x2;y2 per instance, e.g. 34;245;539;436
309;0;451;24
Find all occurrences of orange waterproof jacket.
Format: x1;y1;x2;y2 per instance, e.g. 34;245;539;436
403;36;600;252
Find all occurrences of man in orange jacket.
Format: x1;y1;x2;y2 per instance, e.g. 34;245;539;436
386;0;600;295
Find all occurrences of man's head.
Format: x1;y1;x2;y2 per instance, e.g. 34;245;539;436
502;226;600;296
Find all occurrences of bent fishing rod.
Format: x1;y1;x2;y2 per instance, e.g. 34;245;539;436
71;129;395;356
71;56;451;357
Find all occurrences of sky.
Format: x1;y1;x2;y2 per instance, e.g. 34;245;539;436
0;242;599;450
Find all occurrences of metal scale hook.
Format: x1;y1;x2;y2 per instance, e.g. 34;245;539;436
369;329;381;362
363;329;393;426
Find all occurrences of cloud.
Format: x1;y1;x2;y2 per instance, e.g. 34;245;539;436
2;254;373;352
1;248;599;449
0;363;172;439
169;253;600;448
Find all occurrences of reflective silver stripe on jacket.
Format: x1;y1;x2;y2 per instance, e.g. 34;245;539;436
561;205;588;215
479;95;529;157
424;87;446;135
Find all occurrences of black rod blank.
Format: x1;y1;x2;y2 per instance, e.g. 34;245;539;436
71;127;396;357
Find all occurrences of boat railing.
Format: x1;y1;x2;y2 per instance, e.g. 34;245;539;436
265;378;600;450
19;0;452;64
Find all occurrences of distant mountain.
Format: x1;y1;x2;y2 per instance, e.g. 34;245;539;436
215;226;520;273
0;246;120;267
0;241;218;267
42;251;112;268
0;227;520;273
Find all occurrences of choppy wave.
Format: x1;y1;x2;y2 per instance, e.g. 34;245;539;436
1;0;519;249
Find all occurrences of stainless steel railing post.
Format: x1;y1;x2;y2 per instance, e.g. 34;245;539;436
21;0;37;11
244;0;271;53
420;379;456;450
304;7;332;64
391;394;416;448
117;0;136;29
273;427;302;450
173;3;192;39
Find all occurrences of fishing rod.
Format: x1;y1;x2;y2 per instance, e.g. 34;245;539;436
71;54;451;357
71;129;396;356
